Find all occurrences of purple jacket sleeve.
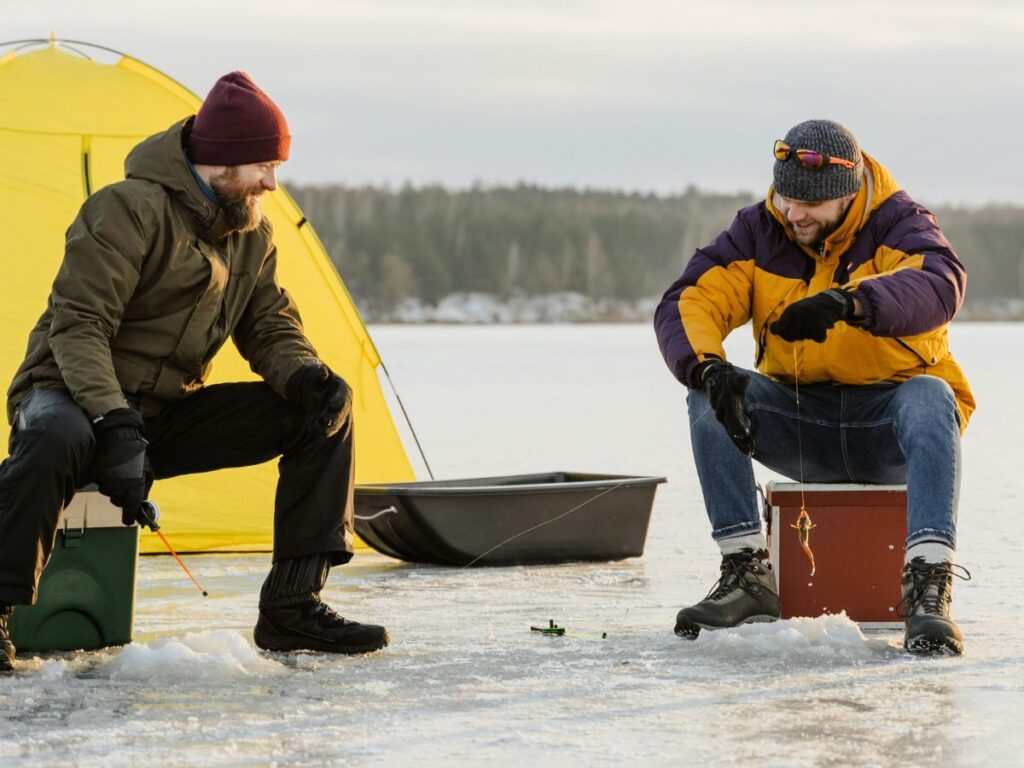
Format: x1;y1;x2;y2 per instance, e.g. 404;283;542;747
853;194;966;336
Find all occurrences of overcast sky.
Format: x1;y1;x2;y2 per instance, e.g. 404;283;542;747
6;0;1024;205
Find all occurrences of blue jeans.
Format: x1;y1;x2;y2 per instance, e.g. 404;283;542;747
688;371;961;549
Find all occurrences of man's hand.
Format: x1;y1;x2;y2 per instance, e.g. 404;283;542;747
286;363;353;438
769;289;855;343
91;408;150;526
697;360;755;455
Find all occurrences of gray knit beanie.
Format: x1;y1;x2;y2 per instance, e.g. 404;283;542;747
773;119;862;201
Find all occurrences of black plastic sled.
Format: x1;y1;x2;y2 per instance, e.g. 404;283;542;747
353;471;667;566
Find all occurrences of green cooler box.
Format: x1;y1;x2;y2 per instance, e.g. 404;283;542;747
10;491;139;652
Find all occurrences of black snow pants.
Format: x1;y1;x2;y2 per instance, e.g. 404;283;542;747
0;383;355;606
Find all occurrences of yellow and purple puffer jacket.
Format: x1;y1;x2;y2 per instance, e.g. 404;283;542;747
654;154;974;432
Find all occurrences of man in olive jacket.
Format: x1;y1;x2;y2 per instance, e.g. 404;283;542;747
0;72;388;672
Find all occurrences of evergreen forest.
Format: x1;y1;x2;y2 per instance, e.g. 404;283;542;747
287;183;1024;321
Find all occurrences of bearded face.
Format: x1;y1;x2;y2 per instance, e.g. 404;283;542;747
777;193;857;249
209;167;268;233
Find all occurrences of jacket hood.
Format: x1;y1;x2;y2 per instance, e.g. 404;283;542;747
124;118;236;241
765;153;901;259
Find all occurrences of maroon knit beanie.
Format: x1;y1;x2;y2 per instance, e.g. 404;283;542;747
188;71;290;165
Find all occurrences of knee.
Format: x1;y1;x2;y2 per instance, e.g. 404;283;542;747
688;388;736;451
283;407;354;453
898;375;955;411
894;376;957;429
13;417;94;473
687;388;713;428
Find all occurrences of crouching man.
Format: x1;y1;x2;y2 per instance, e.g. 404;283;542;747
654;119;974;655
0;72;388;673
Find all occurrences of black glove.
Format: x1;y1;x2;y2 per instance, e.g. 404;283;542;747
769;289;854;343
286;363;353;438
91;408;150;527
696;360;755;455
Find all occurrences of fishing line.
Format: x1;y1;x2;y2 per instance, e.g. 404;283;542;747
794;347;806;502
791;346;816;576
460;479;633;569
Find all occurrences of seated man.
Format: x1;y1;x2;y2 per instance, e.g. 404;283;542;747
0;72;388;673
654;119;974;655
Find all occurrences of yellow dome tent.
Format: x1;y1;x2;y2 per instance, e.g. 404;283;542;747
0;39;416;553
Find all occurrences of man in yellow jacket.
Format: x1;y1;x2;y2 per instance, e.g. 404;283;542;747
654;119;974;655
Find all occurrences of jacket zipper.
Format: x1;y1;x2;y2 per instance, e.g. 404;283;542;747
894;337;930;372
756;277;810;368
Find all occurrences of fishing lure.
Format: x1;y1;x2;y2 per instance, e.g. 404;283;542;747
789;347;817;578
791;507;816;576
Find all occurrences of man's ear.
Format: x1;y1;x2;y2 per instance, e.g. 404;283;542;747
840;191;858;217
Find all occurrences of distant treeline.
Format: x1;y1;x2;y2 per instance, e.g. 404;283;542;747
287;183;1024;320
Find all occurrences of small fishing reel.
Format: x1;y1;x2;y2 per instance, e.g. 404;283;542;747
137;500;161;532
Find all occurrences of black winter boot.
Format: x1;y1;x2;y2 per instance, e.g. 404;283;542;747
0;605;14;673
253;554;389;654
675;549;781;639
900;557;971;656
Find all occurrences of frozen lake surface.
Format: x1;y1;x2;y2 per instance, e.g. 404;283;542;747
3;323;1022;766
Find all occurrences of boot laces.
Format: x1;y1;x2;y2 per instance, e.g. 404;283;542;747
311;599;354;627
898;560;971;617
705;551;765;601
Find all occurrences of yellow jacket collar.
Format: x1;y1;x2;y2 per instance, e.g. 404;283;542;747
766;153;901;258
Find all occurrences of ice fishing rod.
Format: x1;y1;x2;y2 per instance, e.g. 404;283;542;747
138;501;209;597
530;619;607;640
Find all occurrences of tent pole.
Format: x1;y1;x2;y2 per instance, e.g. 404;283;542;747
379;361;435;480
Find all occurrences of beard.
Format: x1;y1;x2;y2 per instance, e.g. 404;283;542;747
792;201;852;249
209;170;265;233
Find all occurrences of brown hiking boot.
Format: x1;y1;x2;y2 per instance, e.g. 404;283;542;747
675;549;780;639
900;557;971;656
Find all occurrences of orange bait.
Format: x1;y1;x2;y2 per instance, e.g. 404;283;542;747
791;507;816;576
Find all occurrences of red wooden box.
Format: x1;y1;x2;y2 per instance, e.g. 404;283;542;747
766;482;907;625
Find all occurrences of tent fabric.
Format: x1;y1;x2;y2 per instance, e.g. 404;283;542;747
0;43;415;554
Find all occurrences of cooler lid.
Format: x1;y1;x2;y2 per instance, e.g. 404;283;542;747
61;491;127;530
766;481;907;506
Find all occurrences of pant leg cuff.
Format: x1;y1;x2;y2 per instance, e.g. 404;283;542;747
272;545;353;566
712;522;763;541
906;528;956;549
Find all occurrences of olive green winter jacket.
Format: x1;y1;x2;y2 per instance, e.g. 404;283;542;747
7;119;319;422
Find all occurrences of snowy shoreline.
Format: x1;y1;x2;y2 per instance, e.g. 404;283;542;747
362;292;1024;324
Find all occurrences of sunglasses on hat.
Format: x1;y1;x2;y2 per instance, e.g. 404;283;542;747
773;140;856;170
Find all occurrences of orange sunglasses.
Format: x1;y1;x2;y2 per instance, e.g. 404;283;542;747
774;140;856;170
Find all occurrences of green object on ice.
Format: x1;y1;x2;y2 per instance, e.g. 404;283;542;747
530;619;609;639
531;619;566;636
9;492;138;652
